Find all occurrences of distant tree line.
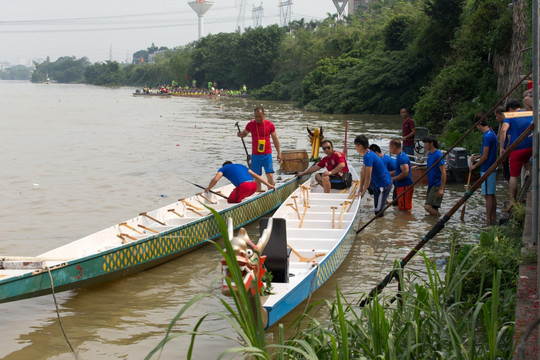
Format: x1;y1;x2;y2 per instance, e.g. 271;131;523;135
0;65;32;80
28;0;519;147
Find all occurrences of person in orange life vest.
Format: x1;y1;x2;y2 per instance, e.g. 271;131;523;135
205;161;275;203
296;140;349;193
237;107;281;192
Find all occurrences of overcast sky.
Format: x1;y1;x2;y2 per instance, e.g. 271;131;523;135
0;0;341;65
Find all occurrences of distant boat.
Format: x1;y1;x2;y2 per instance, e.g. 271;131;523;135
45;73;50;84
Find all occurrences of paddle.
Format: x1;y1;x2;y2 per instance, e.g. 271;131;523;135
235;121;252;168
180;178;229;200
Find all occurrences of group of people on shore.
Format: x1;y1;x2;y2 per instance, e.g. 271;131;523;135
203;100;532;223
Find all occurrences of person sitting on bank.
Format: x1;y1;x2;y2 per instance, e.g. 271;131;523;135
296;140;350;193
205;161;275;203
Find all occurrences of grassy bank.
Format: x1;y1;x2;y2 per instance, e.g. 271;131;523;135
148;205;527;359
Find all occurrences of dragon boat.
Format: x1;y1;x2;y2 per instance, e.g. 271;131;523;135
0;174;298;304
221;167;362;328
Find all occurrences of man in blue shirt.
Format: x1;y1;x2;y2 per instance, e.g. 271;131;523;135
422;136;446;217
470;114;498;224
499;100;533;209
355;135;392;216
205;161;275;203
389;139;414;211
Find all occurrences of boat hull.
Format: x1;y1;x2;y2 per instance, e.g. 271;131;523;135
0;178;298;304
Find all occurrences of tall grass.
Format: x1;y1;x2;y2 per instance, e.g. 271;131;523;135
147;211;521;359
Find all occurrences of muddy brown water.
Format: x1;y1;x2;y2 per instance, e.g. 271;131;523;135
0;81;507;359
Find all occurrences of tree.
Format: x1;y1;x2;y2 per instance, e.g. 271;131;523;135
232;25;286;89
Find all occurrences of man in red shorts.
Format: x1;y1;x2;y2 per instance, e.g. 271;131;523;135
389;139;413;211
296;140;349;193
205;161;275;203
499;100;533;209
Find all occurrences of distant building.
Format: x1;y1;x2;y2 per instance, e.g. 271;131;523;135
348;0;377;14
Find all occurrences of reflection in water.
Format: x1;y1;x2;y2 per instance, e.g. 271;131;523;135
0;82;506;359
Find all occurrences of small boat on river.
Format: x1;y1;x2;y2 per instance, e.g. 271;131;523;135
222;168;362;328
0;174;298;304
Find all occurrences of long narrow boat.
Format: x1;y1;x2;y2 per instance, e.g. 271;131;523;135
261;168;362;327
0;174;298;304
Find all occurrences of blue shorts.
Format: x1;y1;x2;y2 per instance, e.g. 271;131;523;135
251;154;274;175
481;171;496;195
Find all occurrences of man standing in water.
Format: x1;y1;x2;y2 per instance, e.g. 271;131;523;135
422;136;446;217
354;135;392;217
469;114;498;224
389;139;414;211
400;108;416;157
238;107;281;191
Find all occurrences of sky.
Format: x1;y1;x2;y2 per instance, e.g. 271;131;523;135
0;0;342;65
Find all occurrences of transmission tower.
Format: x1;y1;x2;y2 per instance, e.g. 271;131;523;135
332;0;348;20
236;0;246;33
252;2;264;28
278;0;292;27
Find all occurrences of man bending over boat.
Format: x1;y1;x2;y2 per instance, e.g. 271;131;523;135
296;140;350;193
205;161;275;203
354;135;392;217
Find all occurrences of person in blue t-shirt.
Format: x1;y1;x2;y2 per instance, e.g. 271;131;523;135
422;136;446;217
355;135;392;216
369;143;398;205
470;114;498;224
495;106;510;182
205;161;275;203
389;139;413;211
499;100;533;209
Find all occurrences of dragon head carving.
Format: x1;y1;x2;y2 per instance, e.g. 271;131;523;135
221;218;273;297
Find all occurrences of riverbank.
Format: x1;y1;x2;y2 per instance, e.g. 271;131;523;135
513;190;538;359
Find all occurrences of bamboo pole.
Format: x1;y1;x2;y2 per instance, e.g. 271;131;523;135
298;205;310;228
287;203;300;220
168;208;184;218
138;224;159;234
287;244;325;263
139;213;166;226
119;222;144;234
331;206;338;229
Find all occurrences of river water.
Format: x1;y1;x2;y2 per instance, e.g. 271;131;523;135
0;81;507;359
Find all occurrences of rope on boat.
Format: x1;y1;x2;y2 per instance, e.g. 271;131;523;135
46;267;79;360
355;70;533;235
358;121;535;307
301;263;320;318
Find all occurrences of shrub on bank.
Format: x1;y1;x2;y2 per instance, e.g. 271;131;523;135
149;212;525;359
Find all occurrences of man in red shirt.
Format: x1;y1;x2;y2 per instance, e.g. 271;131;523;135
238;107;281;192
296;140;349;193
400;108;416;157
